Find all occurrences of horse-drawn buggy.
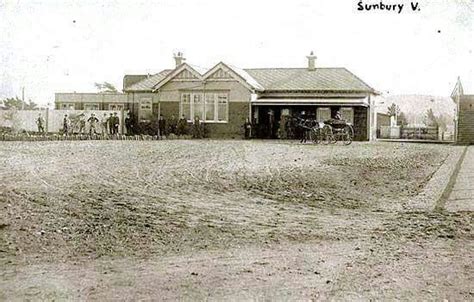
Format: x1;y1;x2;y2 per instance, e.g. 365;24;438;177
295;116;354;145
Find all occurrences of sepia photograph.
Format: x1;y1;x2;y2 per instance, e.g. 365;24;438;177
0;0;473;300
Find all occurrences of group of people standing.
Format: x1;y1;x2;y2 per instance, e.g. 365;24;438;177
153;114;202;139
62;112;121;135
34;111;255;139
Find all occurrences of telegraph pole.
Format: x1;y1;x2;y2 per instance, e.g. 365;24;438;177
21;87;25;110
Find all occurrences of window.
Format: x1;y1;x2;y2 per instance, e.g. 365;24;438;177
340;107;354;124
205;94;215;121
84;103;99;110
109;104;124;111
180;92;228;122
139;98;153;121
61;103;75;110
317;107;331;122
193;94;204;120
217;94;228;122
181;93;191;120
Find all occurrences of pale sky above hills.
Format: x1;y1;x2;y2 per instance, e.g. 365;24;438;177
0;0;473;106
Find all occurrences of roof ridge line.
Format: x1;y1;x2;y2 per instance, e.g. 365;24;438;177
243;67;347;70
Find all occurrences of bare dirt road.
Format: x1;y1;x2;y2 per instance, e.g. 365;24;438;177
0;140;472;300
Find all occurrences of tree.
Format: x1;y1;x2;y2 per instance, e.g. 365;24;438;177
397;111;408;127
94;82;118;93
424;108;438;127
1;97;38;110
424;109;449;131
387;103;400;117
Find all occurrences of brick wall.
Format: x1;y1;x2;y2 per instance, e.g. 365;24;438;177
205;102;249;138
157;101;248;138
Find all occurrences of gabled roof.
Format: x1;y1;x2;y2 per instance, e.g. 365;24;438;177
124;63;375;94
451;77;464;100
243;68;374;92
202;62;264;91
152;63;205;91
124;69;173;92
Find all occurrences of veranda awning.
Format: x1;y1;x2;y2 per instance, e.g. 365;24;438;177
251;97;369;106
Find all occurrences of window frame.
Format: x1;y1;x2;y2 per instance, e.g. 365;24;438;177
61;103;75;110
180;92;229;123
316;107;331;122
138;98;153;121
340;107;354;124
83;103;100;110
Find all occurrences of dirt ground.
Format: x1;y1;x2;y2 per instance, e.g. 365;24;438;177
0;140;472;300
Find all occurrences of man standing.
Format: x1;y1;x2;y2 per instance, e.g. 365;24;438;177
87;113;99;135
113;112;120;135
78;113;86;134
63;114;70;136
177;114;188;137
168;115;177;136
36;113;45;134
192;116;201;139
108;113;114;135
124;112;132;136
101;113;108;136
158;114;166;139
243;118;252;139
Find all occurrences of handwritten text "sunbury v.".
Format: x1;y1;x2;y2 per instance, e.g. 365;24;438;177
357;1;421;14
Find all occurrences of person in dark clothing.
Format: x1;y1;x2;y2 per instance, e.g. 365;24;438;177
87;113;99;135
168;115;177;135
268;110;275;138
177;115;188;136
192;116;202;139
298;111;310;143
108;113;114;135
243;118;252;139
78;113;86;134
158;114;166;139
112;112;120;135
36;113;45;133
63;114;70;135
124;113;131;135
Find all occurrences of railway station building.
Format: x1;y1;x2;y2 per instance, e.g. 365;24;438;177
55;52;377;140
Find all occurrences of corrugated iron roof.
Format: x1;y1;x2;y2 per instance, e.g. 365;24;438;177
243;68;374;92
124;69;173;92
124;66;374;93
226;64;265;91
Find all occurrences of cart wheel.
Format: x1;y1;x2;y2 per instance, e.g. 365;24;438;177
311;127;322;144
322;125;334;145
342;125;354;145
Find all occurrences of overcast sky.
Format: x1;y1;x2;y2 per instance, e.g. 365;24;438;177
0;0;473;106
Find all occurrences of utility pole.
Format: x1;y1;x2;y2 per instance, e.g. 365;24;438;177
21;87;25;110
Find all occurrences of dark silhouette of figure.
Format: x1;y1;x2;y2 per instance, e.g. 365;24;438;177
243;118;252;139
177;115;188;136
192;116;202;139
158;115;166;139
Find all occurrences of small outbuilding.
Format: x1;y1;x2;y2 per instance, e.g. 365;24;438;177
451;78;474;144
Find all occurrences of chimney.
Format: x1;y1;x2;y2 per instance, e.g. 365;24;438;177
306;51;317;71
173;52;185;67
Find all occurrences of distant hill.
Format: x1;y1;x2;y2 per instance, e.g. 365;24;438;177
375;94;455;126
